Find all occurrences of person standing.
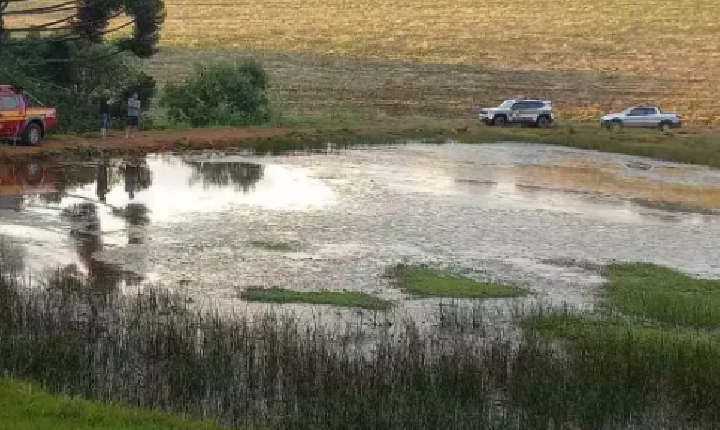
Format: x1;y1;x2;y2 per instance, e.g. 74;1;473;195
100;94;113;139
125;92;141;139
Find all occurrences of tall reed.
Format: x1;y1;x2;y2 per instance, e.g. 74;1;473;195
0;264;718;429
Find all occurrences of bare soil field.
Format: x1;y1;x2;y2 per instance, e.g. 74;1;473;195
7;0;720;124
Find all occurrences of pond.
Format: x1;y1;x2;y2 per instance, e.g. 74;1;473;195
1;141;719;319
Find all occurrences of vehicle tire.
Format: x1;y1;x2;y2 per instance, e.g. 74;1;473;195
23;122;43;146
609;120;623;131
492;115;507;126
535;115;551;128
658;121;672;132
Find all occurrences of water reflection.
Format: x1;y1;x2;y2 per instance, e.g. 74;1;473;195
187;160;264;192
0;154;334;286
0;157;152;290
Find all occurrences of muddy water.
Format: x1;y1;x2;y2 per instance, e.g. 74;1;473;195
1;142;720;320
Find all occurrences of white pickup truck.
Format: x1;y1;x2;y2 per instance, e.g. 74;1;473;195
600;106;682;131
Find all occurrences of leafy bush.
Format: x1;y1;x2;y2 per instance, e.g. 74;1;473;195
160;59;270;127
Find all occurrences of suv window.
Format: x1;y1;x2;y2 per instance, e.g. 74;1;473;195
1;95;21;110
511;101;529;110
528;101;546;109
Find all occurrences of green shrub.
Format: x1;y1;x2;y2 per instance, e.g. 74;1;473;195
160;59;270;127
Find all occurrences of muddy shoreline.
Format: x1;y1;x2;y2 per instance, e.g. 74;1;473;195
1;123;719;169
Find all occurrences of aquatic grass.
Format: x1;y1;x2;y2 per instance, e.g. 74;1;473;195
248;240;298;252
389;263;526;299
240;286;392;310
523;312;720;420
2;258;720;428
605;263;720;328
0;378;226;430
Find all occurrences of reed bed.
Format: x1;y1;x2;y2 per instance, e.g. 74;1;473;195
1;261;719;429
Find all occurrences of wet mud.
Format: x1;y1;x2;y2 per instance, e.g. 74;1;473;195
1;142;719;321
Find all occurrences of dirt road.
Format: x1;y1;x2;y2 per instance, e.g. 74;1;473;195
0;127;289;159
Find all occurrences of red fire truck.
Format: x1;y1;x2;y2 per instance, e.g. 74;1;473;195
0;85;59;146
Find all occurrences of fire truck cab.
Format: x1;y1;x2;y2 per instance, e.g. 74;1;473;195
0;85;58;146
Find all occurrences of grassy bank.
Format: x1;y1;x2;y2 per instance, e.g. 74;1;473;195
2;260;720;429
240;287;392;310
11;120;720;173
0;378;225;430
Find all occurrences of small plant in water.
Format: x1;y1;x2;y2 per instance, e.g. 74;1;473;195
387;263;526;299
239;286;392;310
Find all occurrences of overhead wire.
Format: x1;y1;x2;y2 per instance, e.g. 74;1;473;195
6;9;126;32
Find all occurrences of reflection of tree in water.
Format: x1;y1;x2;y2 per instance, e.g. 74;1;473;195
187;161;264;193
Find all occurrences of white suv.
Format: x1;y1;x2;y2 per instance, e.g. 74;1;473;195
478;99;554;128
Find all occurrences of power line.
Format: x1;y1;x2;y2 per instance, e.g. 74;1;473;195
3;0;77;16
6;9;125;32
4;17;134;45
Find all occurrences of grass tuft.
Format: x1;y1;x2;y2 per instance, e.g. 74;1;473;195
248;240;299;252
240;286;392;310
388;263;526;298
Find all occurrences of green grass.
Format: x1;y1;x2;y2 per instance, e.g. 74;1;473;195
240;286;392;310
519;263;720;424
0;378;225;430
605;263;720;329
389;264;526;299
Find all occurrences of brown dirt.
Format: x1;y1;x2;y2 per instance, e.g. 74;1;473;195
0;127;289;159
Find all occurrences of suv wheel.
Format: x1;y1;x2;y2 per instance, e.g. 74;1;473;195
535;115;551;128
492;115;507;126
23;123;43;146
658;121;672;132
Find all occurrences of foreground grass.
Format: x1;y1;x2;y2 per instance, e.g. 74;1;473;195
0;378;224;430
240;286;392;310
389;264;526;299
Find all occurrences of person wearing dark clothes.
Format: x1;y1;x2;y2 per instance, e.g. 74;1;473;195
100;95;113;139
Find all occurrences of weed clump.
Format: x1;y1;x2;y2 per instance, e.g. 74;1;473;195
388;263;526;298
240;286;392;310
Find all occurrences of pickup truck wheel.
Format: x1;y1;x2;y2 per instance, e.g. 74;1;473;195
23;123;43;146
608;120;623;131
492;115;507;126
535;115;551;128
658;121;672;132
